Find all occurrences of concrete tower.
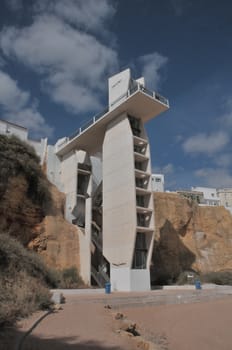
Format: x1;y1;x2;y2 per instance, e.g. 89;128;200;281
47;68;169;291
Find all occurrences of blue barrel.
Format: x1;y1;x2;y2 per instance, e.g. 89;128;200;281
105;282;111;294
195;280;202;290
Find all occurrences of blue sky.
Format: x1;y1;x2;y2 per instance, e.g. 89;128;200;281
0;0;232;190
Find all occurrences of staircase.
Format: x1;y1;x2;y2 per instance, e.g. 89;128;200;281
91;181;110;287
91;266;110;287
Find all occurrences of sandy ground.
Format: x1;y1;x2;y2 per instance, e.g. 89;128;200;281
123;297;232;350
2;287;232;350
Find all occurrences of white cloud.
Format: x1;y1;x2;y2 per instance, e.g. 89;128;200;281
214;154;231;168
222;112;232;126
34;0;116;32
182;131;229;155
0;70;29;111
0;2;118;113
4;108;53;138
162;163;174;175
0;70;53;137
195;168;232;188
153;163;174;175
138;52;168;89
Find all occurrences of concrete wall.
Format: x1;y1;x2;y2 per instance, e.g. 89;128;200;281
111;267;150;291
108;69;130;109
90;153;102;192
47;145;63;191
28;138;47;165
103;113;137;267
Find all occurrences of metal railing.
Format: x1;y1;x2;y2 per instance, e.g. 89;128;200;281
91;265;110;287
92;230;103;252
57;84;169;150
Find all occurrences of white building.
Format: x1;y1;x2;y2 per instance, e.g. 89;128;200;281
151;174;164;192
1;68;169;291
191;186;220;206
217;188;232;214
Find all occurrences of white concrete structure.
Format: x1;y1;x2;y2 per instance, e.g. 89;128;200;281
49;68;169;291
1;68;169;291
191;186;220;206
152;174;164;192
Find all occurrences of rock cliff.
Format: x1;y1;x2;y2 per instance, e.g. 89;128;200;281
28;184;81;272
151;192;232;284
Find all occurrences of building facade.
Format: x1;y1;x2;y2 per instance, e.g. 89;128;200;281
217;188;232;214
191;186;220;206
47;68;169;291
151;174;164;192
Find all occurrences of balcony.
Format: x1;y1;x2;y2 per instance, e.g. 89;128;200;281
135;168;150;178
56;83;169;156
136;207;153;214
136;187;151;195
134;133;147;142
135;177;149;190
137;211;152;226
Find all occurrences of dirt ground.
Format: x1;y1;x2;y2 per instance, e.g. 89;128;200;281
123;297;232;350
2;289;232;350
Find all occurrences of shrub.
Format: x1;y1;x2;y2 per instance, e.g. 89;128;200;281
0;135;51;215
200;271;232;285
0;233;53;327
0;233;57;288
176;271;199;285
57;267;85;289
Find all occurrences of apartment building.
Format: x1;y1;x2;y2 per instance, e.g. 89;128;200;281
191;186;220;206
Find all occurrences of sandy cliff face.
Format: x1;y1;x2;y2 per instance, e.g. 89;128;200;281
0;175;43;245
151;192;232;283
28;185;81;272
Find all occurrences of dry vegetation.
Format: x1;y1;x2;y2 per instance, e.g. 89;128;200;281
0;135;54;327
0;233;54;327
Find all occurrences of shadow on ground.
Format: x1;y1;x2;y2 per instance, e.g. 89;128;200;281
1;328;126;350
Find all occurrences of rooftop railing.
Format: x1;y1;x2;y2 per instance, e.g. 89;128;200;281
58;84;169;149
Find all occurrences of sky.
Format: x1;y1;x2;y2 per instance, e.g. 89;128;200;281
0;0;232;190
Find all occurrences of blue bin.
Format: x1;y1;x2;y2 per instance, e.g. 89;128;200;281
105;282;111;294
195;280;202;290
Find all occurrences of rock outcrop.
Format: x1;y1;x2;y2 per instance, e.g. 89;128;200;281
28;184;81;272
0;175;43;245
151;192;232;284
